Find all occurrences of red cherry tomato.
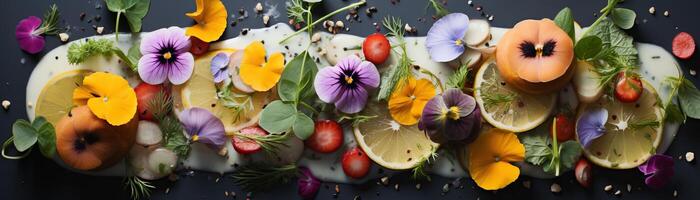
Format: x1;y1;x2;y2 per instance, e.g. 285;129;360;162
672;32;695;59
189;37;210;56
614;72;643;103
552;114;574;142
575;158;592;188
134;82;168;121
362;33;391;65
341;147;370;179
305;120;344;153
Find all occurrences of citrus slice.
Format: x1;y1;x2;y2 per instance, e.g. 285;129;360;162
353;101;439;170
577;80;663;169
35;69;93;126
474;59;556;132
176;50;275;133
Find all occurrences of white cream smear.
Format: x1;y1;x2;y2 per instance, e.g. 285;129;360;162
26;23;681;182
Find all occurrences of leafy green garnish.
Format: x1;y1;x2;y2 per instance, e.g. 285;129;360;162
446;62;472;89
124;176;154;200
280;0;366;43
1;117;56;160
259;100;315;139
338;114;378;127
67;38;138;71
665;76;700;119
377;16;414;100
553;7;575;42
427;0;449;18
37;4;60;36
216;83;254;124
278;51;319;102
575;36;603;60
104;0;151;40
610;8;637;30
231;163;299;191
411;147;438;181
148;91;191;158
520;123;582;176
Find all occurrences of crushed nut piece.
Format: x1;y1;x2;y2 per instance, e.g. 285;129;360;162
380;176;390;185
263;15;270;26
673;190;678;197
311;33;322;43
664;10;670;17
323;20;335;29
59;33;69;42
394;183;400;191
604;185;613;192
627;184;632;192
442;183;450;193
1;100;10;111
686;152;695;162
255;2;263;13
614;190;622;196
335;21;345;29
550;183;561;193
96;26;104;34
335;184;340;193
649;7;656;15
415;183;422;190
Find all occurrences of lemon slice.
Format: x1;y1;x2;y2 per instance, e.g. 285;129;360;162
474;59;556;132
176;50;275;133
353;101;439;170
577;80;663;169
35;70;92;126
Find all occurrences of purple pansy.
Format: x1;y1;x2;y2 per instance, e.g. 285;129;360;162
576;108;608;147
638;154;674;189
425;13;470;62
138;27;194;85
297;167;320;199
314;55;380;114
210;52;230;83
419;88;481;144
179;107;226;150
15;16;45;54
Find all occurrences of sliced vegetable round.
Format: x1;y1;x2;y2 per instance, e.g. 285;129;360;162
672;32;695;59
232;126;267;154
614;72;643;103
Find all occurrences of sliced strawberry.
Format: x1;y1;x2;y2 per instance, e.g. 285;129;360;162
614;72;643;103
232;126;267;154
672;32;695;59
341;147;370;179
552;114;574;142
134;82;168;121
305;120;344;153
189;37;210;56
575;158;592;188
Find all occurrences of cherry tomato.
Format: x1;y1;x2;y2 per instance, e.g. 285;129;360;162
134;82;168;121
362;33;391;65
552;114;575;142
189;37;209;56
614;72;643;103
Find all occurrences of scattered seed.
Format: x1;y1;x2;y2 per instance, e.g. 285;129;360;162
686;152;695;162
673;190;678;197
255;2;263;13
394;183;400;191
415;183;422;190
664;10;670;17
80;12;86;20
380;176;390;185
550;183;561;193
627;184;632;192
335;184;340;193
476;6;483;11
649;6;656;15
59;33;70;42
263;15;270;26
311;33;322;43
1;100;10;111
614;190;622;196
335;21;345;29
442;183;450;193
404;23;415;33
604;185;613;192
324;20;335;29
165;187;170;194
488;15;494;21
231;192;237;198
690;69;697;76
96;26;104;34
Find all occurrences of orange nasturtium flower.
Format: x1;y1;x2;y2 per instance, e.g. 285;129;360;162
239;41;285;92
185;0;228;42
72;72;137;126
388;77;436;125
468;128;525;190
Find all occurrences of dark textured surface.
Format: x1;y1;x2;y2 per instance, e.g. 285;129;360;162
1;0;699;199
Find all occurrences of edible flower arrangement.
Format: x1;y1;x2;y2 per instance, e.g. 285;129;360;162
3;0;700;199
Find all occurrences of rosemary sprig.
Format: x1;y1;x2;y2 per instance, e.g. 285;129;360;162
426;0;449;18
338;114;378;127
411;147;438;180
232;132;290;155
481;90;516;107
38;4;60;35
124;176;155;200
377;16;414;100
231;163;299;191
147;90;172;120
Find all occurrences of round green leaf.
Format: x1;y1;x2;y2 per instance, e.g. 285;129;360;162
259;100;297;134
575;36;603;60
292;113;314;140
12;120;37;152
611;8;636;30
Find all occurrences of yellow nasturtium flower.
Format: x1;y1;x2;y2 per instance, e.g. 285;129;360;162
72;72;137;126
185;0;228;42
468;128;525;190
239;41;285;92
387;77;436;125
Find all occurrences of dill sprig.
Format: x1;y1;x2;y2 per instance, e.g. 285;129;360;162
67;38;137;70
147;91;191;158
411;148;438;181
231;163;299;192
233;132;290;155
38;4;60;35
481;90;516;107
217;83;254;123
124;176;155;200
377;16;414;100
446;61;472;89
148;90;172;120
338;114;378;127
427;0;449;18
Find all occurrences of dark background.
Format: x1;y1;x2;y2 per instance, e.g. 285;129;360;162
1;0;699;199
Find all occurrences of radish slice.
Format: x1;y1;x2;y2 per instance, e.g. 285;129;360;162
136;121;163;146
228;50;255;93
147;148;178;176
464;19;491;46
129;145;163;180
572;60;603;103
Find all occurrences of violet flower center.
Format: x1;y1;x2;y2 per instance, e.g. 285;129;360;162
157;45;179;64
338;69;360;89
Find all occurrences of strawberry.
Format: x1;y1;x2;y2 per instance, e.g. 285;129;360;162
575;158;592;188
189;37;209;56
305;120;344;153
552;113;575;142
232;126;267;154
672;32;695;59
614;72;643;103
341;147;370;179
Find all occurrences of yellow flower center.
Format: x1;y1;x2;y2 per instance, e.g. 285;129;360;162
447;106;461;120
192;134;200;142
163;52;173;60
535;44;544;57
102;97;109;102
455;39;463;46
344;75;354;84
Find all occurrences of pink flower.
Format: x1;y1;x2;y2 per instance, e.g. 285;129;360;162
15;16;45;54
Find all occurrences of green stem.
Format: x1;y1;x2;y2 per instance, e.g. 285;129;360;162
580;0;618;37
299;101;320;115
113;48;136;71
2;136;32;160
115;12;122;41
279;1;367;44
551;126;560;176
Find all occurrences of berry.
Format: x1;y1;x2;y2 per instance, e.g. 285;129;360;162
341;147;370;179
305;120;344;153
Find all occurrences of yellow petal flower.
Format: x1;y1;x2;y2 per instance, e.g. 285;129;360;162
239;41;285;92
388;77;436;125
185;0;228;42
72;72;137;126
468;128;525;190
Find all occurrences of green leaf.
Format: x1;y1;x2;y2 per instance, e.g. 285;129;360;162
558;141;582;170
127;40;142;71
259;100;297;134
33;117;56;158
575;36;603;60
520;131;551;166
124;0;150;32
611;8;636;30
554;7;575;41
292;113;314;140
278;51;318;102
446;63;471;89
678;81;700;119
664;103;686;123
12;120;37;152
104;0;137;13
583;18;638;66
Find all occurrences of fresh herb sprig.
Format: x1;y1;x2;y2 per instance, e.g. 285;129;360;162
104;0;151;41
280;0;366;44
67;38;139;71
664;76;700;121
1;116;56;160
124;176;155;200
411;148;438;180
232;132;290;156
37;4;60;36
426;0;449;18
148;91;191;158
520;124;582;176
338;114;377;127
377;16;414;100
231;163;299;191
216;83;254;123
446;61;472;90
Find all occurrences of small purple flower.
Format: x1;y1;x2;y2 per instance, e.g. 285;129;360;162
210;52;230;83
138;27;195;85
576;108;608;147
314;55;380;114
15;16;45;54
638;154;674;189
425;13;470;62
419;88;481;144
297;167;320;199
179;107;226;150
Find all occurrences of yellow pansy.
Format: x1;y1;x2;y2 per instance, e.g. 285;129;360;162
72;72;137;126
239;41;285;92
388;77;436;125
185;0;228;42
468;128;525;190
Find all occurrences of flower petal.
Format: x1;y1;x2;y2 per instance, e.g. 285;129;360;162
314;66;344;103
426;13;469;62
419;95;447;131
138;54;170;84
355;60;380;88
167;53;195;85
576;107;608;147
242;41;266;66
639;154;674;189
335;86;369;114
185;0;228;42
211;52;231;83
179;107;226;150
15;16;45;54
75;72;137;126
468;128;524;190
